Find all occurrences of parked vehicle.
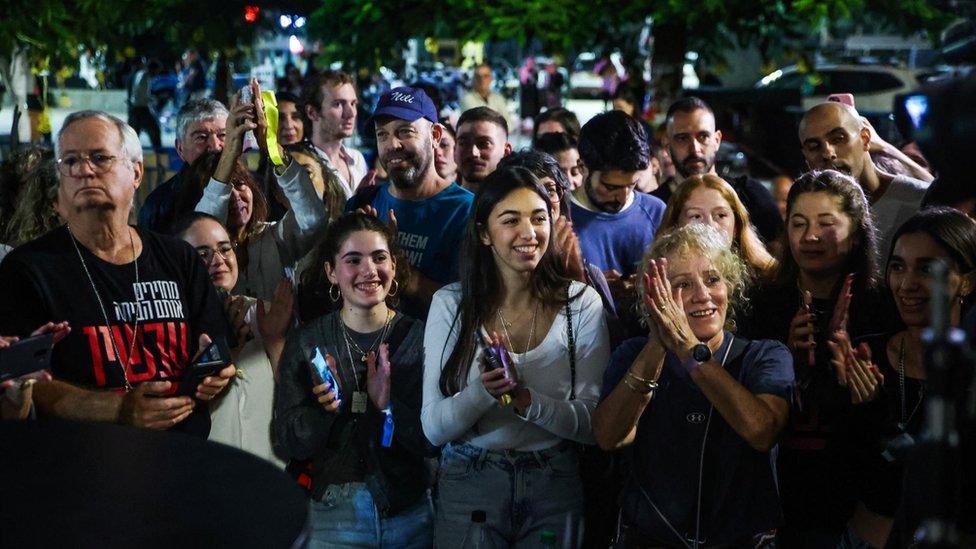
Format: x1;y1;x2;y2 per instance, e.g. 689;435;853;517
755;63;922;113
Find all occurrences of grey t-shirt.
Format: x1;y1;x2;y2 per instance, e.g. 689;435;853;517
872;175;929;261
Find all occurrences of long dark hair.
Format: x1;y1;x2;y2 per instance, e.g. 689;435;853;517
497;149;572;220
439;166;577;396
886;206;976;314
299;211;409;311
774;169;879;298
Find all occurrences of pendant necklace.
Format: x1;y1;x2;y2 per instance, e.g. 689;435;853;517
340;309;393;363
497;300;540;354
68;225;141;391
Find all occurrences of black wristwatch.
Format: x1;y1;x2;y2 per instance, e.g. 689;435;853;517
691;343;712;363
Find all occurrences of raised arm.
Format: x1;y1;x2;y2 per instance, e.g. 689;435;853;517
270;158;329;265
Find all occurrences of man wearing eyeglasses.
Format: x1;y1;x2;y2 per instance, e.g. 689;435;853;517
0;110;235;436
138;99;229;233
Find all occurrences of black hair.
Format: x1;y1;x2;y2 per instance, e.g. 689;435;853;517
170;211;226;239
440;120;456;140
533;131;576;155
665;96;714;124
613;85;641;108
577;110;649;172
775;169;880;297
438;166;577;396
887;206;976;314
457;106;508;137
533;108;581;142
500;150;570;191
299;211;409;309
922;177;975;216
276;91;302;107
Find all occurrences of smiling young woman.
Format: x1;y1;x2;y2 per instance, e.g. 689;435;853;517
738;169;901;545
830;207;976;548
274;212;436;547
422;166;610;547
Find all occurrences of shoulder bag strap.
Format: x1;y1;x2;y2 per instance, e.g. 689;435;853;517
566;284;577;400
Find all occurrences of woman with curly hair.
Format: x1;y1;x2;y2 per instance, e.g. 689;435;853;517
593;223;793;547
2;146;61;253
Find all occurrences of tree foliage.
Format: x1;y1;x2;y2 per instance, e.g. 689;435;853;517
305;0;953;72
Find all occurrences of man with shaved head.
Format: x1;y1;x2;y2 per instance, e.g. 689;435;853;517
798;101;929;257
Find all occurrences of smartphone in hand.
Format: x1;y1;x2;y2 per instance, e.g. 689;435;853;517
0;333;54;382
309;347;342;402
176;337;232;397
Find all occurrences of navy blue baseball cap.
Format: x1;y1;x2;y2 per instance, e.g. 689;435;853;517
372;86;439;124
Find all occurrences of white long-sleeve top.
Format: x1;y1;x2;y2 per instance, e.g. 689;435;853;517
196;160;327;301
421;281;610;451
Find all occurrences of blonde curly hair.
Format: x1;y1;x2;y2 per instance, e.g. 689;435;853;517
636;223;751;331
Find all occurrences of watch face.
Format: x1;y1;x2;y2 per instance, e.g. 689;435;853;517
692;344;711;362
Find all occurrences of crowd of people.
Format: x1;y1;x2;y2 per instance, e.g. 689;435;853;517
1;59;974;549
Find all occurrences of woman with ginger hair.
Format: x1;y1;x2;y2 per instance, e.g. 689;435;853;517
658;174;777;279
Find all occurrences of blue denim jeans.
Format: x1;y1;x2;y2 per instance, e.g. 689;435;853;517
310;482;433;548
434;442;584;548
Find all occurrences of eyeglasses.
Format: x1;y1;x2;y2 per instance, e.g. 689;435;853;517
196;243;236;264
56;152;122;176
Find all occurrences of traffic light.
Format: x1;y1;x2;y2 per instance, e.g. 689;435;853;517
244;5;260;23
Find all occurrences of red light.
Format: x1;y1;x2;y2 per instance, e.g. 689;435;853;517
244;5;260;23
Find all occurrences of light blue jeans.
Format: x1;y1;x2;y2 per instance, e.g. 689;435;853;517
434;442;584;548
310;482;433;548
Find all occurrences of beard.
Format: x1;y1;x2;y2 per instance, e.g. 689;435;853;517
672;148;715;178
585;177;623;213
385;149;432;189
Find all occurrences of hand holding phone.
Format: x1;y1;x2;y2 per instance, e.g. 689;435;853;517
0;333;54;382
480;331;517;405
177;337;233;398
310;348;342;411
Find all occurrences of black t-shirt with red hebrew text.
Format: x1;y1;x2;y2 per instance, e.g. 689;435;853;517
0;225;228;436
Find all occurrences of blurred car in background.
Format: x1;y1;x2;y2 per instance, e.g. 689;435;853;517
569;52;603;98
755;63;922;113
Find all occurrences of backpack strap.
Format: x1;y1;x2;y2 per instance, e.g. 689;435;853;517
566;284;577;400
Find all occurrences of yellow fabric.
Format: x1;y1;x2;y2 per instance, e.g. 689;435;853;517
261;90;284;166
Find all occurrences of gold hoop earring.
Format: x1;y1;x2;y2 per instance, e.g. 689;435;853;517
388;279;399;297
329;284;341;302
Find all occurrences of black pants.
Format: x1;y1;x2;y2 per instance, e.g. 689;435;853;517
128;106;161;150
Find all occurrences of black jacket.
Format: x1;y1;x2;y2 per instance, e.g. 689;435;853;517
274;312;436;515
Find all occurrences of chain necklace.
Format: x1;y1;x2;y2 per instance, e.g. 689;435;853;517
68;225;141;391
340;308;393;363
497;300;540;355
897;334;925;430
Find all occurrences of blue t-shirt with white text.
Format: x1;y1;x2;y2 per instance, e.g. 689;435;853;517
348;182;473;284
